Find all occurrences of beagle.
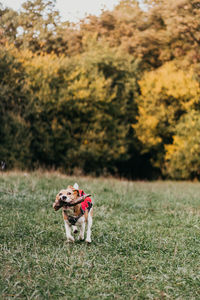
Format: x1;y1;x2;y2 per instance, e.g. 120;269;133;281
53;183;93;243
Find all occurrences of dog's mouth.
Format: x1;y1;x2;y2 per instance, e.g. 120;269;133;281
58;192;71;203
60;196;69;202
53;193;91;211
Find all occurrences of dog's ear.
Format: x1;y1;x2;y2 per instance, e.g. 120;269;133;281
73;183;79;190
53;194;62;211
72;183;79;197
73;189;79;197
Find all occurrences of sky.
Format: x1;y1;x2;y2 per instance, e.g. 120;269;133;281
1;0;121;22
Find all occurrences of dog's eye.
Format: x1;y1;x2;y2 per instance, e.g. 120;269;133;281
59;193;62;196
67;192;71;195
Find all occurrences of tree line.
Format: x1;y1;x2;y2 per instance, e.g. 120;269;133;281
0;0;200;179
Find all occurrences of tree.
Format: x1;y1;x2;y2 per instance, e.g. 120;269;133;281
165;110;200;179
80;0;200;69
133;61;200;170
131;0;200;68
15;0;68;54
0;5;18;45
19;44;139;174
0;46;31;168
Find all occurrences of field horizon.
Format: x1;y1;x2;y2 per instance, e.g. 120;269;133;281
0;171;200;299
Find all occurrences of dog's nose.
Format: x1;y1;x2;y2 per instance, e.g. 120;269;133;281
61;195;67;201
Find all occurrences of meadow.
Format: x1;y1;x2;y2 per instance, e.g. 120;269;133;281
0;172;200;299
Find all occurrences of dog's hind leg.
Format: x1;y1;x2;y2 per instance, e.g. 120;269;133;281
86;211;93;243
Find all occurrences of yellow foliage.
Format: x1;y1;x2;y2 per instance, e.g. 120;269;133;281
133;61;200;162
165;136;185;161
164;111;200;178
140;61;200;109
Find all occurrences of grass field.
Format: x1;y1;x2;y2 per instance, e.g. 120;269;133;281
0;172;200;299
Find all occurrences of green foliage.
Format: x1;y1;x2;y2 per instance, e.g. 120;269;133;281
21;46;139;174
1;0;200;178
0;47;31;168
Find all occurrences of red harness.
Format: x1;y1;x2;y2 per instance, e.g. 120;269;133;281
79;190;92;212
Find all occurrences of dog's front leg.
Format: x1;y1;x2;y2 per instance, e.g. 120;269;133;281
64;221;74;242
78;217;85;241
72;225;78;234
86;212;93;243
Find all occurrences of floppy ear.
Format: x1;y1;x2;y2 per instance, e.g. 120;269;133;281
53;194;62;211
73;189;79;197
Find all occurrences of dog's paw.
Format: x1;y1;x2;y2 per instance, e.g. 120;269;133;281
85;238;91;244
78;235;85;241
66;236;75;243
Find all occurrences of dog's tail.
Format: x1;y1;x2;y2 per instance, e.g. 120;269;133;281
73;183;79;190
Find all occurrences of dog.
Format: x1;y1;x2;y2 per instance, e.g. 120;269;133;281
53;183;93;243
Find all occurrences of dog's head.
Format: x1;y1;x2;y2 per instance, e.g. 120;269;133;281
53;185;79;211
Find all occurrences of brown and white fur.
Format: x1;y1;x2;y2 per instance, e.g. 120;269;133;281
53;183;93;243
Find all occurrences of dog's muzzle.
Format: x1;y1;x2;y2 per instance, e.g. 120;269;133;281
60;195;67;201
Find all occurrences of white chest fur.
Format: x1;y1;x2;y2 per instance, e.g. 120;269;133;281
63;207;75;216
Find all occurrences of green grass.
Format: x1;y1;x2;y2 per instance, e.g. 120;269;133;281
0;172;200;299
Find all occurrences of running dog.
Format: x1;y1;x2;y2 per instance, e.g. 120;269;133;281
53;183;93;243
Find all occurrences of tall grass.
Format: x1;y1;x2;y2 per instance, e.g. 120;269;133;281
0;172;200;299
